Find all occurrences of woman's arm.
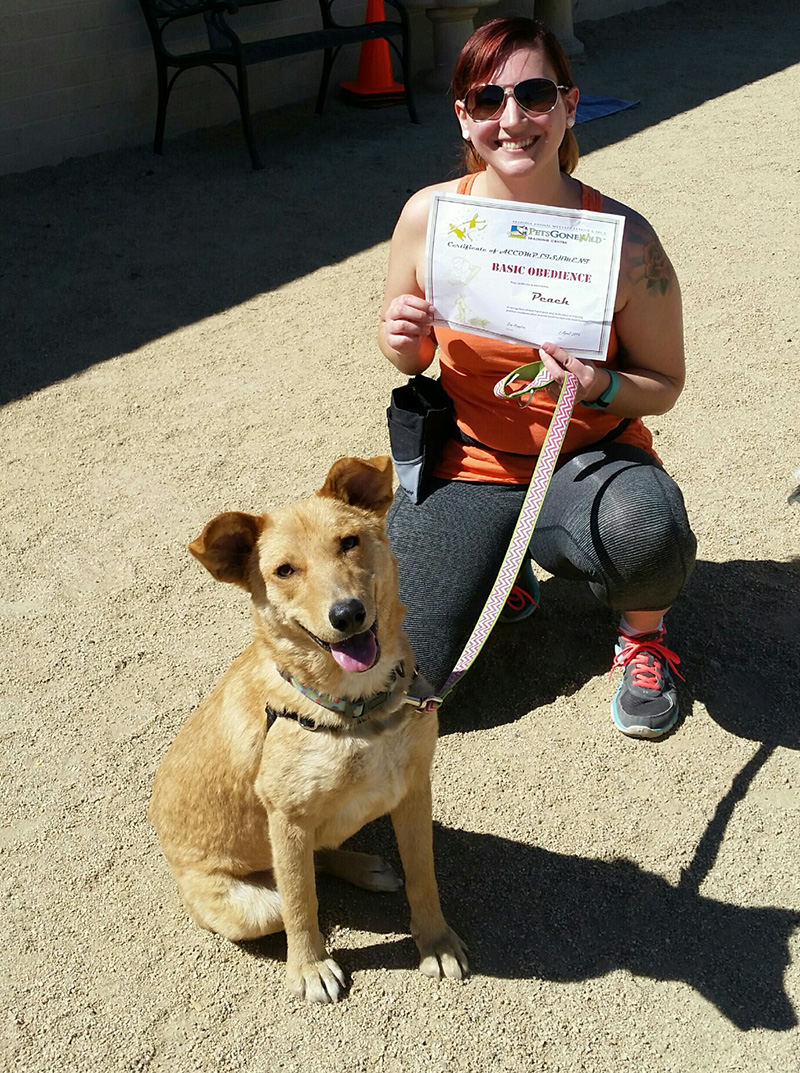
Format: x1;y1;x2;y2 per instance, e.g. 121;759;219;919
610;214;685;415
378;189;437;376
539;212;685;416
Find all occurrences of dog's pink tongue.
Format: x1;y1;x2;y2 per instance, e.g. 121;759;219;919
329;630;378;673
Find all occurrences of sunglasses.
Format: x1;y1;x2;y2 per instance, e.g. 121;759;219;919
464;78;570;122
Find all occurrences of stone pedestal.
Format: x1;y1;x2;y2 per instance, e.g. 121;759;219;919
405;2;503;92
536;0;584;58
406;2;584;95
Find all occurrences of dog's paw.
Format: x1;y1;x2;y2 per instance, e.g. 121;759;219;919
287;958;347;1004
417;927;469;982
353;854;403;892
317;849;403;892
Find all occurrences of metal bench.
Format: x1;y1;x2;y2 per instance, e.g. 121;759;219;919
138;0;418;169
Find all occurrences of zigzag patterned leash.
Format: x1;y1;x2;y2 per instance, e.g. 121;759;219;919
434;363;579;699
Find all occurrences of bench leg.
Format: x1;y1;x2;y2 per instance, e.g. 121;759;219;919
315;47;337;116
154;61;169;154
386;37;419;125
397;29;418;125
233;60;265;170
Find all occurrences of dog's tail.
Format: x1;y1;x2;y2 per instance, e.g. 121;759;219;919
174;868;284;941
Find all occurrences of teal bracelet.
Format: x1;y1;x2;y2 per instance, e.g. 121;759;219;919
580;369;620;410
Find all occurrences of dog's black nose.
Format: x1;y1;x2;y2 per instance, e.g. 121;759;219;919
329;599;367;634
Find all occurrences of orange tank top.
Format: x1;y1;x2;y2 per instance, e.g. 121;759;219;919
432;174;656;484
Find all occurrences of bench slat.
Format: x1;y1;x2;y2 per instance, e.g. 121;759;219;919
242;23;403;61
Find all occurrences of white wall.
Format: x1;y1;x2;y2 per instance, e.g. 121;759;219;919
0;0;428;175
489;1;668;26
573;0;666;21
0;0;660;177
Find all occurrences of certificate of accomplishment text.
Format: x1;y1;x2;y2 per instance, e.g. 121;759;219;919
425;192;625;361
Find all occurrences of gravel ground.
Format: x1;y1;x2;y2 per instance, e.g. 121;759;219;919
2;1;799;1070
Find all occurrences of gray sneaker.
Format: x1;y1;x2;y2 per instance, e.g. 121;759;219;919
610;626;683;739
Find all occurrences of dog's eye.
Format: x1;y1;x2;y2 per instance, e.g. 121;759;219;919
340;536;360;553
275;564;295;578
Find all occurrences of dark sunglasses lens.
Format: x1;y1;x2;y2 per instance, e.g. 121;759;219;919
515;79;559;114
468;85;505;120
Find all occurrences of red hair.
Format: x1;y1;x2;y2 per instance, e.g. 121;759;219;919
452;17;579;175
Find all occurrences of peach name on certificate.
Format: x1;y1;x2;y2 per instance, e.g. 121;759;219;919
425;191;625;361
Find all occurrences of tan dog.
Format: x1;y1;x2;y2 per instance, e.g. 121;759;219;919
149;456;467;1002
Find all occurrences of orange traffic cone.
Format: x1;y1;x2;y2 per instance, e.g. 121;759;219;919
340;0;406;107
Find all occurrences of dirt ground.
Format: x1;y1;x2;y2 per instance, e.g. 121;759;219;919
2;1;799;1070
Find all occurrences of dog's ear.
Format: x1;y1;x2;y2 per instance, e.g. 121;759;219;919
318;456;394;517
189;512;266;588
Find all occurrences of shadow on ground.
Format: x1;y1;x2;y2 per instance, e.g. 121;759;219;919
2;0;798;404
238;817;799;1031
440;556;800;749
573;0;800;159
232;555;800;1029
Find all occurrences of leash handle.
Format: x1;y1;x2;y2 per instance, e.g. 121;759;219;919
494;360;551;406
439;366;579;697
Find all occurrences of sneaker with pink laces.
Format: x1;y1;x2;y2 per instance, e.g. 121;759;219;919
499;557;540;623
610;625;684;738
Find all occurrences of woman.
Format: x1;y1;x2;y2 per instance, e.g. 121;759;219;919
378;17;696;739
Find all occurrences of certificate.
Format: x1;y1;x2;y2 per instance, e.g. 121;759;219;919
425;191;625;360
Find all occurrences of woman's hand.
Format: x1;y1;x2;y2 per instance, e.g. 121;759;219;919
538;341;610;405
383;295;434;356
378;186;442;375
380;294;436;374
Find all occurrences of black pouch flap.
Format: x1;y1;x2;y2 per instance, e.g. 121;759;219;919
387;376;454;502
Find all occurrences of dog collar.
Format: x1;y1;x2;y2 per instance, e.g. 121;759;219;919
265;704;343;734
275;660;408;722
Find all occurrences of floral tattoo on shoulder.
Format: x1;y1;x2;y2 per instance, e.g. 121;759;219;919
626;223;673;296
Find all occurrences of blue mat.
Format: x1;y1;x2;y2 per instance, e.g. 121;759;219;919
575;95;639;124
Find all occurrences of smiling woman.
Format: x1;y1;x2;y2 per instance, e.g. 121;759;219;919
451;22;579;185
377;16;697;740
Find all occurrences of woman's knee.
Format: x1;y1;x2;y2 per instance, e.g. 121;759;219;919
592;463;697;607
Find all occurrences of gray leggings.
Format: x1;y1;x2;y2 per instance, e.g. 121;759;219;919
386;443;697;693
